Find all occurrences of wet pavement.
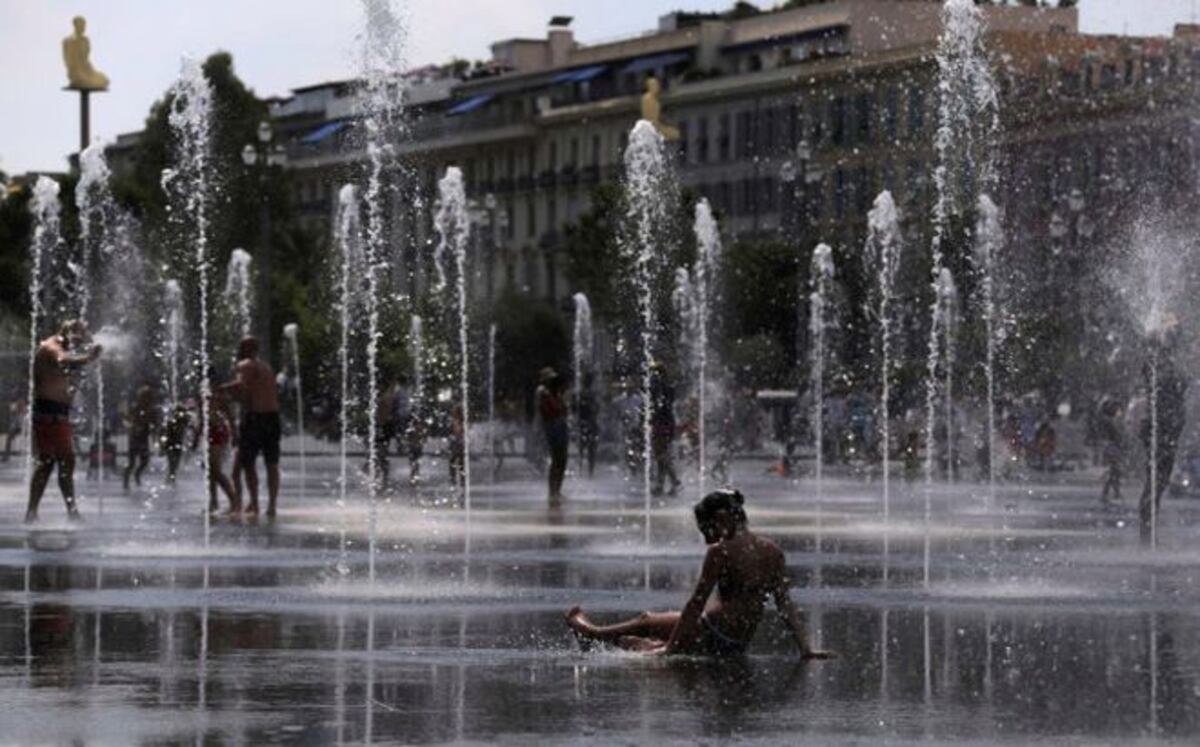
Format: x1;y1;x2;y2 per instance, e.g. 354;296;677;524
1;453;1199;745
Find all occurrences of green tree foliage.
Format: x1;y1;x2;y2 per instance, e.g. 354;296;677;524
492;288;570;414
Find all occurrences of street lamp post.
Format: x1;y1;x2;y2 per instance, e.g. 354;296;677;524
241;119;287;347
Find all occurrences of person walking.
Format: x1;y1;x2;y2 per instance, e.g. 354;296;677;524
537;367;569;504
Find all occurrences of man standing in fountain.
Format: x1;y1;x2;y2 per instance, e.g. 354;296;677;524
219;337;282;517
537;367;569;504
1139;320;1187;543
25;320;102;522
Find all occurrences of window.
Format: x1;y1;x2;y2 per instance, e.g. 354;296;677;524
526;199;536;238
831;96;847;146
884;87;899;141
737;111;753;159
547;197;557;232
718;113;731;161
741;177;755;215
679;119;690;163
592;134;602;165
855;94;873;144
834;168;846;219
505;205;515;240
569;138;579;168
697;116;710;163
907;87;925;134
548;141;558;171
760;177;777;213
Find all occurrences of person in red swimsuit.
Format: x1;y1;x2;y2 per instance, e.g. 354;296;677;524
196;390;240;514
25;320;102;523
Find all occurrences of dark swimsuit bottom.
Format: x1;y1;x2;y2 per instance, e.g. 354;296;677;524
700;613;750;656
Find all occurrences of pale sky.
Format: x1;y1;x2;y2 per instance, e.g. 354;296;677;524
1;0;1197;175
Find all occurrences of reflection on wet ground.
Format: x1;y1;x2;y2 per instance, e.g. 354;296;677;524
1;457;1198;744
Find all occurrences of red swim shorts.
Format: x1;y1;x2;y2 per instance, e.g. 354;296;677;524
33;416;74;460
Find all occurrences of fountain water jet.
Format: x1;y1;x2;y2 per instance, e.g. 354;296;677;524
809;244;835;504
487;322;497;463
223;248;253;339
358;0;408;587
163;280;184;406
864;192;902;526
692;199;722;495
25;177;62;484
623;120;672;545
77;145;115;486
974;194;1003;513
166;57;215;544
435;167;472;519
572;293;593;472
334;184;362;575
283;323;304;497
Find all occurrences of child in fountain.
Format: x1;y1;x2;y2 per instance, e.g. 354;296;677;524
565;488;833;659
161;402;192;483
196;390;240;513
123;385;157;490
25;320;102;522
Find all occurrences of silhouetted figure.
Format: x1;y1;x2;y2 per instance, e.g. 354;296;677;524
3;396;26;461
197;391;239;513
650;362;681;496
1140;325;1187;543
162;403;192;483
576;372;598;478
565;488;833;658
537;367;569;503
123;385;156;490
1097;398;1125;504
219;337;282;517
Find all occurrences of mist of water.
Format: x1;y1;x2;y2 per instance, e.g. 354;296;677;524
810;244;835;503
572;293;593;472
692;199;722;496
334;183;362;575
974;194;1003;511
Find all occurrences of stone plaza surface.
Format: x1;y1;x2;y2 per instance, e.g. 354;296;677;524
1;450;1198;745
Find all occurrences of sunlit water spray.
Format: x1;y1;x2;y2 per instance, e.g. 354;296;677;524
358;0;408;588
222;248;253;339
334;183;362;575
623;120;671;546
572;292;593;472
974;194;1003;515
692;199;722;495
166;57;215;545
283;322;304;496
25;177;62;485
435;167;472;531
809;244;834;505
865;191;902;529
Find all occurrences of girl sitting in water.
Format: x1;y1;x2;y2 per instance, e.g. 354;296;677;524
565;488;832;658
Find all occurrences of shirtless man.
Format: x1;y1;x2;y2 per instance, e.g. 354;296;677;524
26;320;102;522
219;337;281;516
566;488;832;658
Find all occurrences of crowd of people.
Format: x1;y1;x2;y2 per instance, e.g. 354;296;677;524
18;320;283;523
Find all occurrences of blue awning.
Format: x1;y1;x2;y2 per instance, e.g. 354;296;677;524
620;51;690;75
550;64;608;85
447;93;495;115
300;121;348;144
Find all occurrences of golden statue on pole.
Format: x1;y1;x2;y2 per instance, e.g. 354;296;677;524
640;77;680;141
63;16;109;91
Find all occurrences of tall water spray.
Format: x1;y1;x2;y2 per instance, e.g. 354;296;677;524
865;192;902;523
926;0;1000;495
223;248;254;338
572;293;593;472
942;270;958;481
359;0;407;587
25;178;62;483
167;57;214;541
974;195;1003;509
435;167;472;515
409;314;424;450
76;145;115;486
163;280;183;405
809;244;835;502
334;184;362;572
623;121;672;544
487;322;497;461
693;199;722;494
283;323;305;496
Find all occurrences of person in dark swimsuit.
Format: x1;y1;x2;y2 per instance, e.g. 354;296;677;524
123;385;157;490
565;488;833;658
